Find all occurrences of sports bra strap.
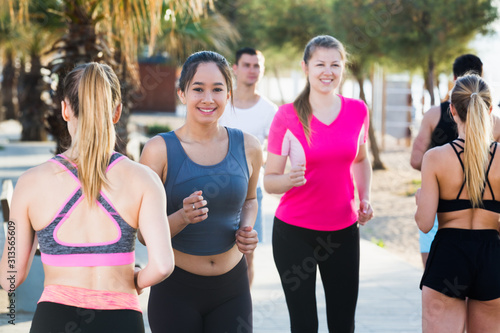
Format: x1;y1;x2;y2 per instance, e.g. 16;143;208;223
449;139;465;171
485;142;498;200
449;139;498;201
449;139;466;199
52;155;79;182
52;152;124;180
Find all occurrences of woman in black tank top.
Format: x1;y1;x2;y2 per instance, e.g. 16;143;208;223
415;74;500;332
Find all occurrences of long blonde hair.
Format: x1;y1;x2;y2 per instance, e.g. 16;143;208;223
451;74;492;208
63;63;121;204
294;35;347;141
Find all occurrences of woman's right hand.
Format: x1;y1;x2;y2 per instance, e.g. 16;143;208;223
181;190;209;224
288;164;307;187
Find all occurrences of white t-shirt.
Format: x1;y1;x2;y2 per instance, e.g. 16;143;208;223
219;95;278;147
219;95;278;188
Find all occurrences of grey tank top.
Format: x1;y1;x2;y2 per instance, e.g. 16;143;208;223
160;127;249;256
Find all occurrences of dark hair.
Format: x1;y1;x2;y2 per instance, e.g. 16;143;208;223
62;62;121;204
453;54;483;78
293;35;347;141
178;51;233;103
235;47;258;65
451;74;492;208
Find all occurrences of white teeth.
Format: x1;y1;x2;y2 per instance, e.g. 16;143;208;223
199;108;215;113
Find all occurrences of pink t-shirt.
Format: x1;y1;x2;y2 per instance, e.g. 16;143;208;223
267;95;369;231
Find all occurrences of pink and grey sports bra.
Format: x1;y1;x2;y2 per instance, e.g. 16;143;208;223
437;139;500;213
36;153;137;267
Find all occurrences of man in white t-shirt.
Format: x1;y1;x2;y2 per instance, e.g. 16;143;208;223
219;47;278;286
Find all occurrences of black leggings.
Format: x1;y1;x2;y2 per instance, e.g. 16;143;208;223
148;257;252;333
273;217;360;333
30;302;144;333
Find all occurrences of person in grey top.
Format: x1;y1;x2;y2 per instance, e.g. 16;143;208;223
140;51;262;332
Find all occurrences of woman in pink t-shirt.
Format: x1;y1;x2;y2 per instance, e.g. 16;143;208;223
264;35;374;332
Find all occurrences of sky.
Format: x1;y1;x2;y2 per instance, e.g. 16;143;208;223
470;0;500;112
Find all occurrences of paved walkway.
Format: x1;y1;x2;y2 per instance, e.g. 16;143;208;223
0;118;423;332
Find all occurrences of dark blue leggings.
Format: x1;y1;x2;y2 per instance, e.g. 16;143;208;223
273;218;360;333
30;302;144;333
148;257;252;333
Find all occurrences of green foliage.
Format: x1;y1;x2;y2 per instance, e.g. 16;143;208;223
371;237;385;248
405;179;422;197
383;0;498;100
146;124;172;137
153;6;239;64
216;0;497;84
411;179;422;185
215;0;334;67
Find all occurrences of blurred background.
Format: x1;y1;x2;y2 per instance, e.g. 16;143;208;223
0;0;499;165
1;2;499;329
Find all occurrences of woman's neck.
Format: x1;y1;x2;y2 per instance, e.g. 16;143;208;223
309;90;338;113
63;146;77;160
178;121;224;143
456;124;466;141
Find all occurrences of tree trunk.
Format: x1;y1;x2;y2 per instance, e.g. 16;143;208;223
352;65;386;170
0;81;3;122
425;56;436;106
45;2;103;154
19;54;48;141
1;50;18;120
114;51;131;156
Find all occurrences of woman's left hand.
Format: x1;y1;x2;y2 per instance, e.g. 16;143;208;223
134;266;144;295
358;199;374;225
415;188;421;206
235;226;258;254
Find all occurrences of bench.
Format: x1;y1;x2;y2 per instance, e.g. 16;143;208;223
1;179;13;222
0;178;44;312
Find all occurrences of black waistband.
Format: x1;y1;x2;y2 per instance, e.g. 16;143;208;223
435;228;500;242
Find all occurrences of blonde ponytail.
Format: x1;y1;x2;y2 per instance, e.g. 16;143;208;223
63;63;121;204
451;74;492;208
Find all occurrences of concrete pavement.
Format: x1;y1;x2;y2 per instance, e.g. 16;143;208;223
0;118;423;332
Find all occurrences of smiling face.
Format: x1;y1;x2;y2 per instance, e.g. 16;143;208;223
302;47;344;95
177;62;231;124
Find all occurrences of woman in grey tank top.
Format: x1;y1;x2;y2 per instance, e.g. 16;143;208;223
140;51;263;332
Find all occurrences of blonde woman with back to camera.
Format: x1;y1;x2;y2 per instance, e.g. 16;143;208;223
0;62;174;333
416;74;500;332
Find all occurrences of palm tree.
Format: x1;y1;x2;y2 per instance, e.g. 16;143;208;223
7;0;213;153
155;8;239;63
1;48;17;121
17;27;58;141
0;13;19;122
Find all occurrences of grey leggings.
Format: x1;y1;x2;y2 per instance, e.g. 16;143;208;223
273;217;360;333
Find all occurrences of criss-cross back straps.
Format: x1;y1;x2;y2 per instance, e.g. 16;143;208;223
449;139;466;200
449;139;498;200
485;142;498;200
50;153;125;215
